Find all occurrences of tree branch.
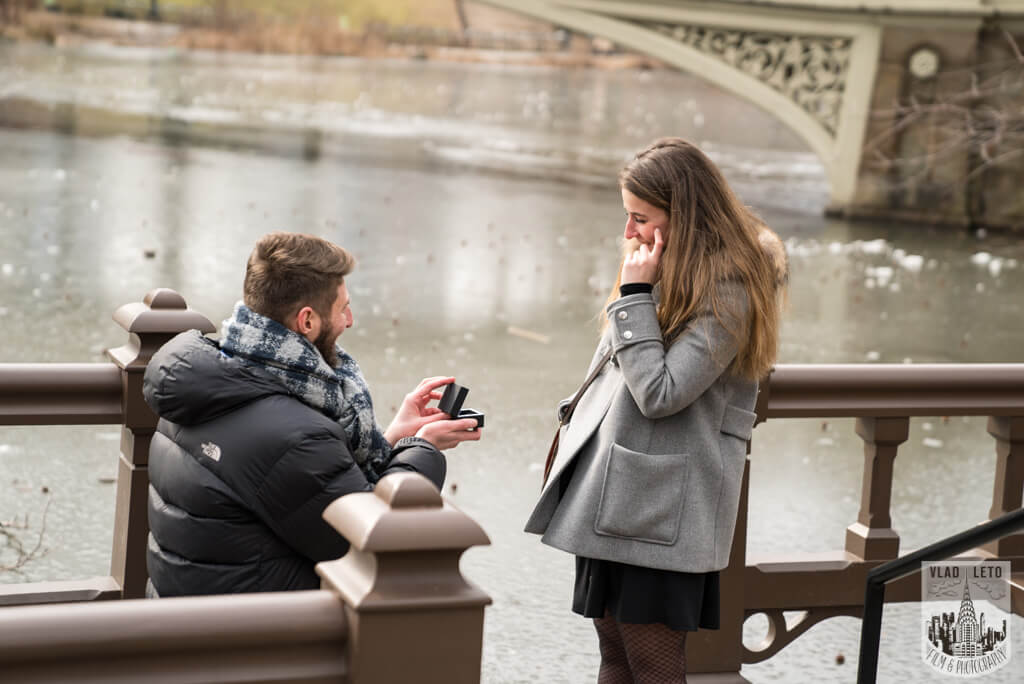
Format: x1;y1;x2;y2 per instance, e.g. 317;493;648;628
0;493;52;573
1004;29;1024;64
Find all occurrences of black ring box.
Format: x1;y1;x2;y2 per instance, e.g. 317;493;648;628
438;383;484;428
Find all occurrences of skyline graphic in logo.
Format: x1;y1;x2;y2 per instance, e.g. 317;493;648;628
921;561;1011;678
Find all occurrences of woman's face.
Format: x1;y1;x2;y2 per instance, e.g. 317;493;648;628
621;188;668;247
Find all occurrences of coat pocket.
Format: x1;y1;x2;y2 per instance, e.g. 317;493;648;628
720;404;757;441
594;442;688;545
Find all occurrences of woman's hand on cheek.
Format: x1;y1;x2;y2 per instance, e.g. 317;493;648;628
620;228;664;285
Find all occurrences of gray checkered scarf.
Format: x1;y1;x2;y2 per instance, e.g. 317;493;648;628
220;302;392;482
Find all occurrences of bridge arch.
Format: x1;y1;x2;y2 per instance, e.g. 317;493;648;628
476;0;884;208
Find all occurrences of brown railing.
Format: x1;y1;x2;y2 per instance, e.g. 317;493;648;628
1;288;215;604
0;288;492;681
0;472;492;683
1;290;1022;681
688;365;1024;681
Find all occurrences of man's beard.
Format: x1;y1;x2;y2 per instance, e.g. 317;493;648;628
314;324;340;367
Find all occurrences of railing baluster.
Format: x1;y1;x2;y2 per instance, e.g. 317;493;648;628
688;459;749;676
106;289;213;598
985;416;1024;557
846;416;909;561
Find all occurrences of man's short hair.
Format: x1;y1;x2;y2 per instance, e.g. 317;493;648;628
244;232;355;325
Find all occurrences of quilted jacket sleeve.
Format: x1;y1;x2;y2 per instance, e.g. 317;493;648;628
251;434;446;563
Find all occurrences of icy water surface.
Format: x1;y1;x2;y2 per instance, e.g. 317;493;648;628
1;42;1023;683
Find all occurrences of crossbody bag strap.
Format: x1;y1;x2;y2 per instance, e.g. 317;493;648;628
543;348;614;489
561;348;614;426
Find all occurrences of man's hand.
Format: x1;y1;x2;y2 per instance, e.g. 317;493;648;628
416;418;482;451
620;228;664;285
384;376;455;445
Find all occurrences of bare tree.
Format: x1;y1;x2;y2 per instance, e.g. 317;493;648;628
863;30;1024;224
0;491;51;574
453;0;469;33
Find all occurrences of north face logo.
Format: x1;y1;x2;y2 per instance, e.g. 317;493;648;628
201;442;222;462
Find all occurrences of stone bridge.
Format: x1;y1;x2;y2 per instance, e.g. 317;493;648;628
477;0;1024;231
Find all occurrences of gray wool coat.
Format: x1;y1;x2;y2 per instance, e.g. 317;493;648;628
525;289;758;573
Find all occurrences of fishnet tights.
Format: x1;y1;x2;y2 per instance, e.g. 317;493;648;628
594;613;687;684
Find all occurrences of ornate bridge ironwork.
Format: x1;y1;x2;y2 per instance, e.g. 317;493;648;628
643;22;852;135
475;0;1024;225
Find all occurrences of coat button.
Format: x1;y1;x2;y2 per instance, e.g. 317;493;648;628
618;311;628;320
623;330;633;340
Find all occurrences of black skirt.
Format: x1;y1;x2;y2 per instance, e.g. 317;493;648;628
572;556;720;632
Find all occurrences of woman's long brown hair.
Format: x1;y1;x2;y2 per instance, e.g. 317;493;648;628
601;138;784;381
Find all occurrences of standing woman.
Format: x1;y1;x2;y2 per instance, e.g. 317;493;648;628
525;138;785;683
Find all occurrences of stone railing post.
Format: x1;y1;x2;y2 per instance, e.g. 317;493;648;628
688;458;750;683
846;416;909;561
687;374;766;682
985;416;1024;557
316;473;492;684
106;289;214;598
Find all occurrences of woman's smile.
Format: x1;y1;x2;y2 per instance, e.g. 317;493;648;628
621;188;668;246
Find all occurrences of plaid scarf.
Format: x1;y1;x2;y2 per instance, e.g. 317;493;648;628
220;302;392;482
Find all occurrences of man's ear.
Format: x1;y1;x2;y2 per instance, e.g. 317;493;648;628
293;306;318;338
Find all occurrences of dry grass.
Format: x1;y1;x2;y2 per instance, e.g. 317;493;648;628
4;0;467;54
173;19;373;56
0;0;32;24
50;0;462;30
7;1;662;68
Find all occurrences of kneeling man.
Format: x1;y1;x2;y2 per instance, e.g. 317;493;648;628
143;232;480;596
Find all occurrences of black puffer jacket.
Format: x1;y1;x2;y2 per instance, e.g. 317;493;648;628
142;330;446;597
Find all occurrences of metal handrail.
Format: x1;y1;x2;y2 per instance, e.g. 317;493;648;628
856;507;1024;683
